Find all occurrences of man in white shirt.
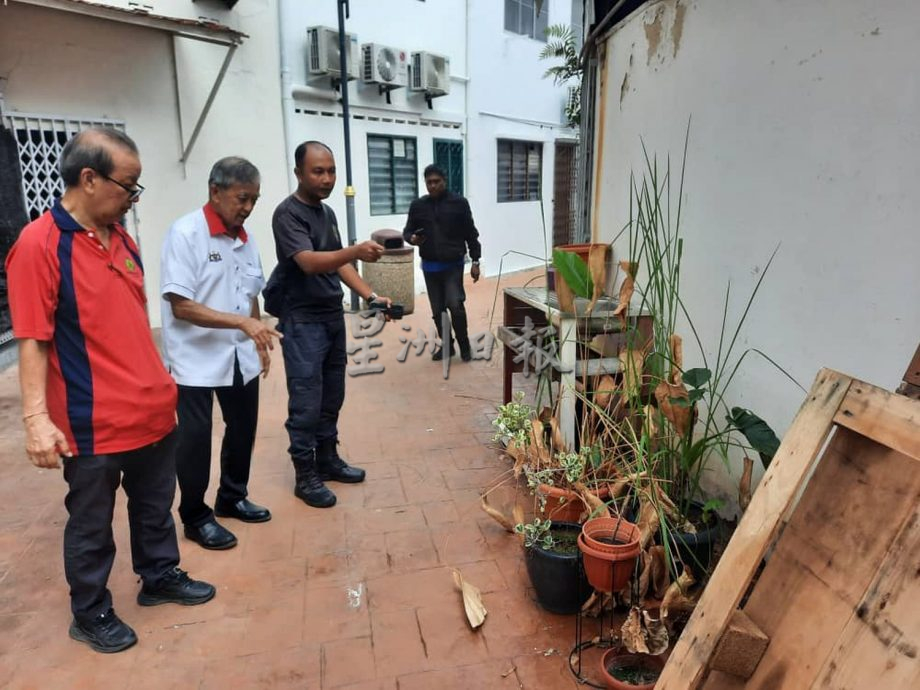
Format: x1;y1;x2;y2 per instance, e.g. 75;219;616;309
160;157;281;550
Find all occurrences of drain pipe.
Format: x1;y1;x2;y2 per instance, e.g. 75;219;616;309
277;0;295;192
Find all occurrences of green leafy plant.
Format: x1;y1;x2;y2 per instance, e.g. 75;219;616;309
539;24;582;127
492;391;535;446
515;518;555;550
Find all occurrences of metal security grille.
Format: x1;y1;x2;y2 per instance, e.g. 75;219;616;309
552;141;578;246
3;112;126;221
433;139;464;195
0;112;127;353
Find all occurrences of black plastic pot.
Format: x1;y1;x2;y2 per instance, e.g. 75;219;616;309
524;521;591;614
666;506;724;579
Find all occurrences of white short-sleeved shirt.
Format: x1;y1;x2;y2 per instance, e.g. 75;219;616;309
161;204;266;387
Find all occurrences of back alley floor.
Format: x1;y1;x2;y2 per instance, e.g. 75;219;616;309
0;267;611;689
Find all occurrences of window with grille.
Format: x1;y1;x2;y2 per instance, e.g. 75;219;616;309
504;0;549;41
497;139;542;202
367;135;418;215
433;139;464;196
0;113;127;350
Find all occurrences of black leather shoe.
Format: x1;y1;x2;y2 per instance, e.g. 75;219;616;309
69;608;137;653
215;498;271;523
459;343;472;362
137;567;216;607
183;519;237;550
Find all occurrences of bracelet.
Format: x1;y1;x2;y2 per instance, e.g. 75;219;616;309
367;292;379;303
22;411;48;422
471;261;480;266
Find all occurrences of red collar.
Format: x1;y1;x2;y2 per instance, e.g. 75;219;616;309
203;203;248;243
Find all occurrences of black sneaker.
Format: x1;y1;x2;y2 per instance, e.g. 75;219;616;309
137;567;216;607
69;608;137;654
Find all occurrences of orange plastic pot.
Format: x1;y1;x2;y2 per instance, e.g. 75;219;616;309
582;516;638;554
599;649;664;690
537;484;611;524
577;520;640;593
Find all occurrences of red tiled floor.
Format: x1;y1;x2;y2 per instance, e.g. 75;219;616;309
0;268;595;688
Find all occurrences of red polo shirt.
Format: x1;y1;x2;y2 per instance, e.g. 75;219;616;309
5;201;177;456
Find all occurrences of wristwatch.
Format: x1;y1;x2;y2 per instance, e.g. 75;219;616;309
471;261;480;266
367;292;379;303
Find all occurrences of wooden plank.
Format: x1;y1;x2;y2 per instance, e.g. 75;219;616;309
709;610;769;679
812;505;920;689
718;430;920;689
833;383;920;461
657;369;853;690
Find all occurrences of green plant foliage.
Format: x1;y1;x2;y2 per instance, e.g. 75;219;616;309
538;24;582;127
514;518;555;550
552;249;594;299
727;407;781;467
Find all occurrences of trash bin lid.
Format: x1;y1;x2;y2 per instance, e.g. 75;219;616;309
371;229;404;249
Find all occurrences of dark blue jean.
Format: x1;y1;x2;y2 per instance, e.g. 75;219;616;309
280;317;346;460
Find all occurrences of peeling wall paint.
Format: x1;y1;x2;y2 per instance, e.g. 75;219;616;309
643;0;688;66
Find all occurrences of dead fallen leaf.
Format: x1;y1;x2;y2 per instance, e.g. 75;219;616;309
556;270;576;313
548;415;567;454
543;647;557;657
480;494;516;533
573;481;610;520
739;456;754;512
451;568;487;629
648;545;671;599
501;666;516;678
655;380;692;437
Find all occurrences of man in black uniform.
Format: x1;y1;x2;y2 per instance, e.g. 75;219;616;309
403;164;481;361
271;141;390;508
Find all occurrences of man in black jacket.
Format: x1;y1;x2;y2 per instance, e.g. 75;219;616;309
403;165;481;361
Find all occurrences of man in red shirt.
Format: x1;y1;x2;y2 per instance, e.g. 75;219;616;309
5;128;215;654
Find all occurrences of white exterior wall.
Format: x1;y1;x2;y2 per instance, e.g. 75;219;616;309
0;0;287;327
277;0;578;284
592;0;920;506
467;0;580;277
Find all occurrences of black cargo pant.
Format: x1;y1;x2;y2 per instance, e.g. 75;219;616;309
423;265;469;348
62;431;180;622
280;317;346;461
175;357;259;527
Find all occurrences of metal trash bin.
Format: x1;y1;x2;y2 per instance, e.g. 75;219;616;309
361;229;415;315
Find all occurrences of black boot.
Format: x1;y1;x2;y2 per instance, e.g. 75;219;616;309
432;339;456;361
292;450;337;508
316;438;366;483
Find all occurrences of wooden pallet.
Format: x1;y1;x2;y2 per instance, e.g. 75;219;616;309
658;368;920;689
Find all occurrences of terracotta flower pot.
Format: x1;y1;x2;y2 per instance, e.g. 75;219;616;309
537;484;611;524
599;649;664;690
582;516;639;554
577;519;641;593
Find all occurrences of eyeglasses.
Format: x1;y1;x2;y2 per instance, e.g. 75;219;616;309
95;170;145;202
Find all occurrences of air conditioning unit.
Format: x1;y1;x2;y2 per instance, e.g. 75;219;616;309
362;43;408;87
410;51;450;97
306;26;359;81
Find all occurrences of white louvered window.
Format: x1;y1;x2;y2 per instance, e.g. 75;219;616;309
367;135;418;216
504;0;549;41
497;139;542;202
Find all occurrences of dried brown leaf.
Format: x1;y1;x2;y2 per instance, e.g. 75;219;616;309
548;416;567;454
556;271;576;312
637;497;661;549
612;260;637;322
451;568;487;629
739;456;754;512
661;566;698;620
654;380;692;437
573;481;610;520
586;244;609;312
480;494;516;533
642;609;670;655
669;334;684;385
648;545;671;599
621;607;648;654
594;374;618;409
